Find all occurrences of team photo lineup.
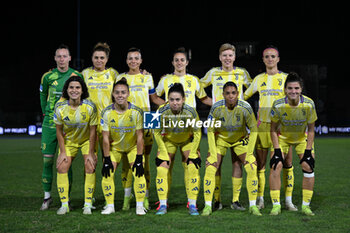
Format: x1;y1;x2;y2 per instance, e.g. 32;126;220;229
39;42;317;217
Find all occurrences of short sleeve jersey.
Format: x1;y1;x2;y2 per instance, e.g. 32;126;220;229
270;95;318;144
54;99;98;145
208;99;257;144
116;73;155;112
156;74;207;108
82;67;119;115
40;68;82;128
101;103;143;152
200;66;252;103
244;71;287;123
156;103;201;144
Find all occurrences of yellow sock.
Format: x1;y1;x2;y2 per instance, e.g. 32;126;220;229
283;166;294;200
182;162;189;198
187;163;200;200
132;170;146;202
121;155;133;190
156;166;169;201
203;165;217;204
270;190;280;205
257;169;266;197
57;172;69;203
232;177;243;202
302;189;313;205
244;163;258;203
84;173;96;204
214;175;221;202
101;170;115;205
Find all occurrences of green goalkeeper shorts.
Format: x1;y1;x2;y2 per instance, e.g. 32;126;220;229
41;125;58;155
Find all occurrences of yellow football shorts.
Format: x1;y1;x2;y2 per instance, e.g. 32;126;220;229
279;137;315;155
256;121;272;150
216;137;248;156
62;140;90;157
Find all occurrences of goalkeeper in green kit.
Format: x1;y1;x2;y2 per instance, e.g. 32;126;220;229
39;44;82;210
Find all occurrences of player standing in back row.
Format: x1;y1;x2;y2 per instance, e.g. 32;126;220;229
244;46;297;211
200;43;252;210
39;44;82;210
116;47;164;211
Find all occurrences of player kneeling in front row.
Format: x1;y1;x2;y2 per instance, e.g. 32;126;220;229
154;83;201;215
202;81;261;216
269;72;317;216
100;78;147;215
54;76;98;215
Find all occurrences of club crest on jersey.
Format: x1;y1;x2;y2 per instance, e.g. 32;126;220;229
105;73;110;79
278;78;282;86
235;74;239;81
236;114;241;122
186;80;191;88
80;112;86;120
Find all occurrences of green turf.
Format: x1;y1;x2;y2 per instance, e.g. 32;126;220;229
0;137;349;232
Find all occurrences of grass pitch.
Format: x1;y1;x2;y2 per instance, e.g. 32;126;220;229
0;136;349;232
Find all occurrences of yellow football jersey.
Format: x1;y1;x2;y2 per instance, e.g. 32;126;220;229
200;66;252;103
153;103;201;158
82;67;119;115
156;73;207;108
244;71;287;123
101;103;143;152
270;95;318;144
208;99;257;144
116;73;155;112
54;99;98;145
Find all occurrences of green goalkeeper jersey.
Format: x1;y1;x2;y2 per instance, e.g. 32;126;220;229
39;68;82;128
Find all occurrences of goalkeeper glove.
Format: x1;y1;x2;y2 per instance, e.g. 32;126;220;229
270;148;283;170
132;154;144;177
187;157;202;169
101;156;114;178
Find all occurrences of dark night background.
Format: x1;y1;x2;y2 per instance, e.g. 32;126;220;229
0;1;348;128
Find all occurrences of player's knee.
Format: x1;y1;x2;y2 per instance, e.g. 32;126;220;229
244;162;257;176
301;162;313;173
43;156;54;167
85;164;95;174
274;161;283;170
